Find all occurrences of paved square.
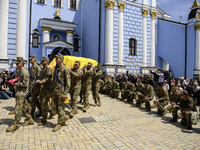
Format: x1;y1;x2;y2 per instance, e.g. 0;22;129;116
0;94;200;150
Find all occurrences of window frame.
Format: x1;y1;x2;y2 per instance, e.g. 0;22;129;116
32;33;39;48
52;0;64;7
129;38;137;56
68;0;79;10
73;34;79;51
53;34;61;41
34;0;47;4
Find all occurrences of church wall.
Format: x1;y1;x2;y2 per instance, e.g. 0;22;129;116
156;19;186;78
186;23;195;78
81;0;100;62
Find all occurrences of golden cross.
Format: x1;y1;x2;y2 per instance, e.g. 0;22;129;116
55;8;61;17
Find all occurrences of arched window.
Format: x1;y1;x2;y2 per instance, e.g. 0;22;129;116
54;0;61;7
32;33;39;48
53;35;60;41
74;34;79;51
129;38;137;56
70;0;76;9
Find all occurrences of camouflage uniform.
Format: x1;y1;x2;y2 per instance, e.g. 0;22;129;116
39;66;53;123
126;83;137;102
92;68;103;105
156;87;169;115
120;82;127;101
169;91;181;121
14;67;32;125
99;79;104;93
135;83;144;107
142;85;154;111
82;64;94;111
69;66;83;116
29;58;41;118
179;96;197;128
51;64;70;125
110;81;120;98
102;78;111;94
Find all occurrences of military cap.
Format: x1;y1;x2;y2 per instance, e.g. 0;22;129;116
74;61;80;65
181;90;188;96
41;57;49;62
16;57;25;64
55;53;64;60
87;62;92;67
97;63;101;67
29;55;36;60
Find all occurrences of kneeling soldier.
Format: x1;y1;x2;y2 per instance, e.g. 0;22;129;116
110;78;120;99
179;90;197;130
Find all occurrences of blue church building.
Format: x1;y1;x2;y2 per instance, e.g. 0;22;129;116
0;0;200;79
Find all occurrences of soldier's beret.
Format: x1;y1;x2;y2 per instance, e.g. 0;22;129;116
41;57;49;62
29;55;36;60
55;53;64;60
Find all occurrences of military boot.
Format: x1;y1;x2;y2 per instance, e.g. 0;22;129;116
38;121;47;126
6;124;18;132
9;110;15;115
170;118;177;122
36;112;42;117
61;115;69;126
52;124;61;132
48;113;55;119
69;111;74;118
23;118;34;126
83;105;89;112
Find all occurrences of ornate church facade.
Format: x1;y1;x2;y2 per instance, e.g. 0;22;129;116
0;0;200;79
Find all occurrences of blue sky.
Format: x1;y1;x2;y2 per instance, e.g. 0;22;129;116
157;0;196;23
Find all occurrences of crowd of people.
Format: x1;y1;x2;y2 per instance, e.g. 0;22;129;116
2;54;200;132
99;69;199;130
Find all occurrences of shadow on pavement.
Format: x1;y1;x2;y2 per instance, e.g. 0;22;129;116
2;106;14;111
0;118;13;126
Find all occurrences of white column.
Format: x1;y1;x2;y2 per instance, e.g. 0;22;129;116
16;0;27;59
105;0;115;65
0;0;9;59
118;3;125;65
150;11;156;66
42;27;51;43
66;30;74;44
195;22;200;70
142;9;148;67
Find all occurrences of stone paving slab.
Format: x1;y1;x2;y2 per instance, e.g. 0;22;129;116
0;94;200;150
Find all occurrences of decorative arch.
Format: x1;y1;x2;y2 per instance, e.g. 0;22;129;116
48;47;71;62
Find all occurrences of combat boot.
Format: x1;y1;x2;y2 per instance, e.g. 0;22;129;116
23;118;34;126
6;124;18;132
61;115;69;126
36;112;42;117
94;103;97;107
52;124;61;132
83;105;89;112
9;110;15;115
38;121;47;126
69;111;74;118
186;125;192;130
170;118;177;122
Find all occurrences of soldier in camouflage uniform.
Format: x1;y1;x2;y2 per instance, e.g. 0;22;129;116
6;57;34;132
82;62;94;112
120;80;127;101
110;78;120;98
154;82;169;116
35;57;53;126
102;76;111;95
142;80;154;111
179;90;197;130
135;79;144;107
51;54;70;132
169;84;181;122
69;61;83;118
29;55;42;119
126;82;137;103
92;64;103;107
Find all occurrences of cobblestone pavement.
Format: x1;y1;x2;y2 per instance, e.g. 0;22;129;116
0;94;200;150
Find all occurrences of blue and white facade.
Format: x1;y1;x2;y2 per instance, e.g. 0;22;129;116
0;0;200;79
